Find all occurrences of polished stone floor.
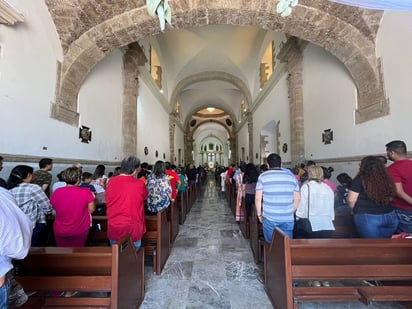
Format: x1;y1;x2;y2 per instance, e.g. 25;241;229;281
140;176;408;309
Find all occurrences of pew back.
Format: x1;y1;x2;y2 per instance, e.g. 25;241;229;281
15;236;144;309
264;228;412;309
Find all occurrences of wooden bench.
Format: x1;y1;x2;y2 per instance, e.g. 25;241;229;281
15;236;144;309
87;215;110;246
177;191;187;225
332;212;359;238
238;197;250;239
166;201;179;243
142;208;170;275
264;228;412;309
250;206;264;263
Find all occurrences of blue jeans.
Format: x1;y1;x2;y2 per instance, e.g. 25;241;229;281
395;208;412;233
262;217;294;243
354;211;399;238
0;275;10;309
109;239;141;251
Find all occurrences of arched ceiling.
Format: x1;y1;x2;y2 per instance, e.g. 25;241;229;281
45;0;385;139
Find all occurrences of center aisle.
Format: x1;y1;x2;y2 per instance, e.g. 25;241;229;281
140;176;407;309
140;175;271;308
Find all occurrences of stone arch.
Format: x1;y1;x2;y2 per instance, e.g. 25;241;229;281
187;119;233;142
184;103;238;131
170;71;252;112
51;2;386;125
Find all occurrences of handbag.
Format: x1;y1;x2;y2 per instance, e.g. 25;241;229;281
294;184;313;236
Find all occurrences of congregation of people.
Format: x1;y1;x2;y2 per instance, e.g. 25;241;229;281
0;155;205;307
1;139;412;307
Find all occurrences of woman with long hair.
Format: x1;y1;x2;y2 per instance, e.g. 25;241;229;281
347;156;398;238
7;165;53;246
146;161;172;214
242;163;259;218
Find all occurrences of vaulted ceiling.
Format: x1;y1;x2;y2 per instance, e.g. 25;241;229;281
44;0;384;143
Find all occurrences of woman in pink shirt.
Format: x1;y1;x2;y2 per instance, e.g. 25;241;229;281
50;167;95;247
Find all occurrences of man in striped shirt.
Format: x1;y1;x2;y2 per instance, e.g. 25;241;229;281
255;153;300;243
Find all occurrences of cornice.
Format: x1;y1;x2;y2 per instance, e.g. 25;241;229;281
0;1;24;25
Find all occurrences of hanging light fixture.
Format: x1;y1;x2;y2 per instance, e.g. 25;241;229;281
206;107;216;113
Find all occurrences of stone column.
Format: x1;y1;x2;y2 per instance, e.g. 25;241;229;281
122;43;147;157
229;137;237;164
278;37;304;166
169;113;176;163
246;111;254;163
184;134;194;165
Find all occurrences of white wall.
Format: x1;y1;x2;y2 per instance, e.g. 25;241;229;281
302;44;357;160
252;75;290;165
137;78;170;164
0;0;62;156
77;50;124;161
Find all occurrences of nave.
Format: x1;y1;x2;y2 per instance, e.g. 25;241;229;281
140;176;407;309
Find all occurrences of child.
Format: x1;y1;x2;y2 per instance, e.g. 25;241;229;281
79;172;96;194
335;172;352;214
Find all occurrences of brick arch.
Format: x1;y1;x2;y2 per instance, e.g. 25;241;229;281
52;2;386;125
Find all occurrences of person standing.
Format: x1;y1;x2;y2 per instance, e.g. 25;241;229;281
105;157;148;251
385;140;412;233
50;167;95;247
255;153;300;242
165;162;181;202
146;161;172;214
0;187;32;308
8;165;54;246
295;166;335;239
348;156;398;238
31;158;53;197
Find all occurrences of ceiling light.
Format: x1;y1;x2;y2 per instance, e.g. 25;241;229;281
206;107;215;113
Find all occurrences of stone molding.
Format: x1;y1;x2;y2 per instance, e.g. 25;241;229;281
278;37;305;166
0;0;24;25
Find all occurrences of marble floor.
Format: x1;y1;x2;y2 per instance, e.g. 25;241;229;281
140;176;409;309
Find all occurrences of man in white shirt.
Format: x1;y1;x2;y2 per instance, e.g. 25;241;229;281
0;187;32;308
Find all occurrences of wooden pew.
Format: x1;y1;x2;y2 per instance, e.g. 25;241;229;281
166;201;179;243
87;215;110;246
142;208;170;275
332;212;359;238
238;197;250;239
177;191;187;225
264;228;412;309
15;236;144;309
249;206;264;263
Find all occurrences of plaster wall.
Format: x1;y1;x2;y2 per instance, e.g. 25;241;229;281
252;75;290;165
137;78;170;163
0;0;62;156
77;49;124;161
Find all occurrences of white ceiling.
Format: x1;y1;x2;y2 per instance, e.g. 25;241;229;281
150;24;275;144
